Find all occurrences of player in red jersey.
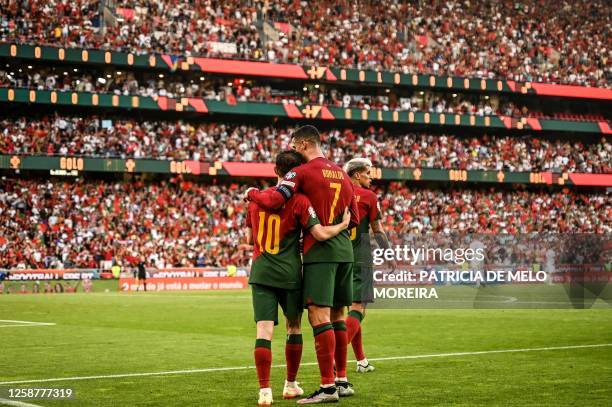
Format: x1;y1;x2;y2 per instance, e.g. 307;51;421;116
343;158;393;374
246;150;351;406
246;126;359;404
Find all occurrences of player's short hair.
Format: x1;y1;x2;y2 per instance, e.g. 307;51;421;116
291;125;321;146
275;150;305;177
343;157;372;177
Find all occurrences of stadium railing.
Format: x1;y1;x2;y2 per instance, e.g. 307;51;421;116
2;43;611;101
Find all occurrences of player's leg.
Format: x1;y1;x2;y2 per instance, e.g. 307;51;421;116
347;263;374;372
347;302;374;372
251;284;279;406
279;289;304;399
331;262;354;396
298;263;339;404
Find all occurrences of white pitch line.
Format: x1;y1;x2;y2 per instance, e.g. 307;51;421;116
0;398;43;407
0;343;610;386
0;320;55;328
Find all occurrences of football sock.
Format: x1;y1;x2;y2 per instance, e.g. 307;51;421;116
312;323;336;385
332;320;348;379
254;338;272;389
285;334;303;382
347;310;366;361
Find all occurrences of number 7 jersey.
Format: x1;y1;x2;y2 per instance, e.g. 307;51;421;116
277;157;359;264
246;188;320;290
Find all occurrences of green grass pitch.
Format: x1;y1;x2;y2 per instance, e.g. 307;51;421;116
0;281;611;406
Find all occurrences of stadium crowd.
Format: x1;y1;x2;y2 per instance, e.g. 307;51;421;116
2;117;610;173
0;177;609;270
0;64;516;115
3;64;610;123
1;0;609;87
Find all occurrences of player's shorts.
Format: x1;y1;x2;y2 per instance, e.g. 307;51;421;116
302;262;353;308
251;283;302;325
352;263;374;303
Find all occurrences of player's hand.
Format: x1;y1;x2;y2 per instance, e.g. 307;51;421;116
341;208;351;229
244;187;258;202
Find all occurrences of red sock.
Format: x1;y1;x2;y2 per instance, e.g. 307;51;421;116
254;339;272;388
285;334;303;382
347;311;366;360
332;321;348;378
313;323;335;385
346;314;359;343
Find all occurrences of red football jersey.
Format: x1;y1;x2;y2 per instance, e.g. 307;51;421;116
351;185;381;263
246;189;319;289
249;157;359;263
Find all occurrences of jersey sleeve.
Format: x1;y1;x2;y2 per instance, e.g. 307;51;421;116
296;195;320;229
369;191;382;221
248;168;303;210
348;187;360;229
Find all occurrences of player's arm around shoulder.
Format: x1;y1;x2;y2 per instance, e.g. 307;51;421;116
296;194;350;242
245;167;304;210
310;208;351;241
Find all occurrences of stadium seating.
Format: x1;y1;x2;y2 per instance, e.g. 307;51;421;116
1;117;610;173
1;0;609;87
0;178;609;270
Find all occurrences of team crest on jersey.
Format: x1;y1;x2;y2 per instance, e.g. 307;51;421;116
308;206;317;219
285;171;297;180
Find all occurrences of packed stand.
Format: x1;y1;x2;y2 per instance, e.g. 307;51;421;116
0;177;252;269
1;116;610;173
1;0;610;87
0;177;609;270
376;183;610;235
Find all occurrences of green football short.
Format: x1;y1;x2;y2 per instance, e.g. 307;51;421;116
251;283;302;325
302;262;353;308
352;264;374;303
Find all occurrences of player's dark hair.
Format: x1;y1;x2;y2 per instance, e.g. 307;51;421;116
275;150;305;177
291;125;321;146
